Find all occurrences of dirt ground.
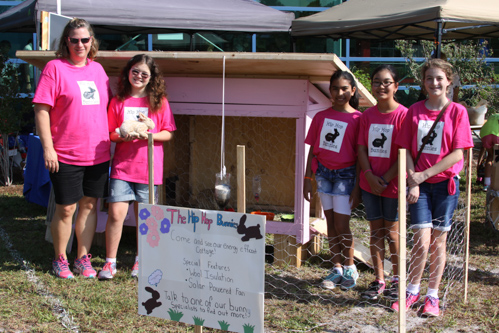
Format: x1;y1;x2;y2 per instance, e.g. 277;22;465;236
1;183;23;196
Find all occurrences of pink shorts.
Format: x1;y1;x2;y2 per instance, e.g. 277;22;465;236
481;134;499;149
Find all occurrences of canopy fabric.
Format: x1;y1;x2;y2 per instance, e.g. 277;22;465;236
291;0;499;40
0;0;294;34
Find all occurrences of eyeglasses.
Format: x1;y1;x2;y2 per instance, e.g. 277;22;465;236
68;37;92;44
372;81;395;87
131;69;150;79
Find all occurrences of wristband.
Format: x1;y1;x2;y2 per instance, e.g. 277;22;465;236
304;176;313;181
380;176;389;185
364;169;372;174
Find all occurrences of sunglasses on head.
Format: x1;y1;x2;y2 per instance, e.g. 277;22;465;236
67;37;92;44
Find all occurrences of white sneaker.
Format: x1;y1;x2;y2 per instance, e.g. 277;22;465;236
98;262;117;280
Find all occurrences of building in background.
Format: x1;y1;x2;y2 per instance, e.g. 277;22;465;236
1;0;498;99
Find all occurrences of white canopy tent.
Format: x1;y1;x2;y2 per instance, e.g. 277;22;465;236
291;0;499;56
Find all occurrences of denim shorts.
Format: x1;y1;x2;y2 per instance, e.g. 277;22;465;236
408;177;459;232
108;178;157;204
361;189;399;222
315;162;356;196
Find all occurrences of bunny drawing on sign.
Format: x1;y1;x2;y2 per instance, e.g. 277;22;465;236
237;214;263;242
142;286;162;314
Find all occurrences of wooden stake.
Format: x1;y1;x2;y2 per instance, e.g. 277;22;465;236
237;145;246;213
398;149;407;333
41;11;49;50
463;148;472;303
148;133;154;205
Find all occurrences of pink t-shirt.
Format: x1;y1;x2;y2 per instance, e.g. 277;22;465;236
33;58;111;166
481;134;499;149
305;107;361;172
358;104;408;198
395;100;473;183
108;96;176;185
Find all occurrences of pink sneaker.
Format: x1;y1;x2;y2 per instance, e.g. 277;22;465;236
131;259;139;278
422;296;440;317
390;292;420;312
73;254;96;278
52;254;74;279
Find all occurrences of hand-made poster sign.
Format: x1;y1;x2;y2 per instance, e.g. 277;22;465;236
137;204;266;333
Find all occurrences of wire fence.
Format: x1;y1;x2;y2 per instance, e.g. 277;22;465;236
259;206;467;332
163;116;470;332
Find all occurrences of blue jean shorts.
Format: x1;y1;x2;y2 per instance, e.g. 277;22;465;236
361;189;399;222
315;162;356;196
408;177;459;232
107;178;157;204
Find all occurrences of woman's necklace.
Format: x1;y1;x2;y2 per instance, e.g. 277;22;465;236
68;58;87;67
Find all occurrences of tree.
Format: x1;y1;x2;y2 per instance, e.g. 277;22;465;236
395;39;498;115
0;53;33;186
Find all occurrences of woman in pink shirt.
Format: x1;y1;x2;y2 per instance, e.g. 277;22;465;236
304;71;361;291
98;54;176;280
393;59;473;317
33;18;111;279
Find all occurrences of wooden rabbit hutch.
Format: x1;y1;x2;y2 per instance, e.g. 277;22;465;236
19;51;375;267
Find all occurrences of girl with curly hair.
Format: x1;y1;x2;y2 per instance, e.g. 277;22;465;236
98;54;176;280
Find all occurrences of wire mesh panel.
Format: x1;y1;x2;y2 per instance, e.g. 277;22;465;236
164;114;297;215
162;115;467;331
262;205;467;332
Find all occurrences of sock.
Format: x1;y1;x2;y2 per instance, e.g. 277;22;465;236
106;258;117;265
135;255;139;263
426;288;439;299
332;266;343;275
344;264;357;273
345;265;357;273
485;177;491;186
407;283;420;295
391;276;399;283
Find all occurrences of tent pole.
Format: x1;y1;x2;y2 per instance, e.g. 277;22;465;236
436;21;443;58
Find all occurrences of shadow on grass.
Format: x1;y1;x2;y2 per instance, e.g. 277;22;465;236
263;261;390;311
468;269;499;286
0;193;139;275
0;195;46;219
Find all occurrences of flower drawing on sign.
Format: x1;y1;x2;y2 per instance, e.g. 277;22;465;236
146;217;158;229
151;205;164;220
160;218;171;233
139;223;149;235
147;229;160;247
139;208;151;220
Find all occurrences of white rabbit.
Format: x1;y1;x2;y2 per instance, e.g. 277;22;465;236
116;112;155;139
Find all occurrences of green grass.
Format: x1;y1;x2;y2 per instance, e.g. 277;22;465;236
1;169;498;333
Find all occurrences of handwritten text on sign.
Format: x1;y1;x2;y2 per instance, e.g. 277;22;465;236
137;204;265;333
